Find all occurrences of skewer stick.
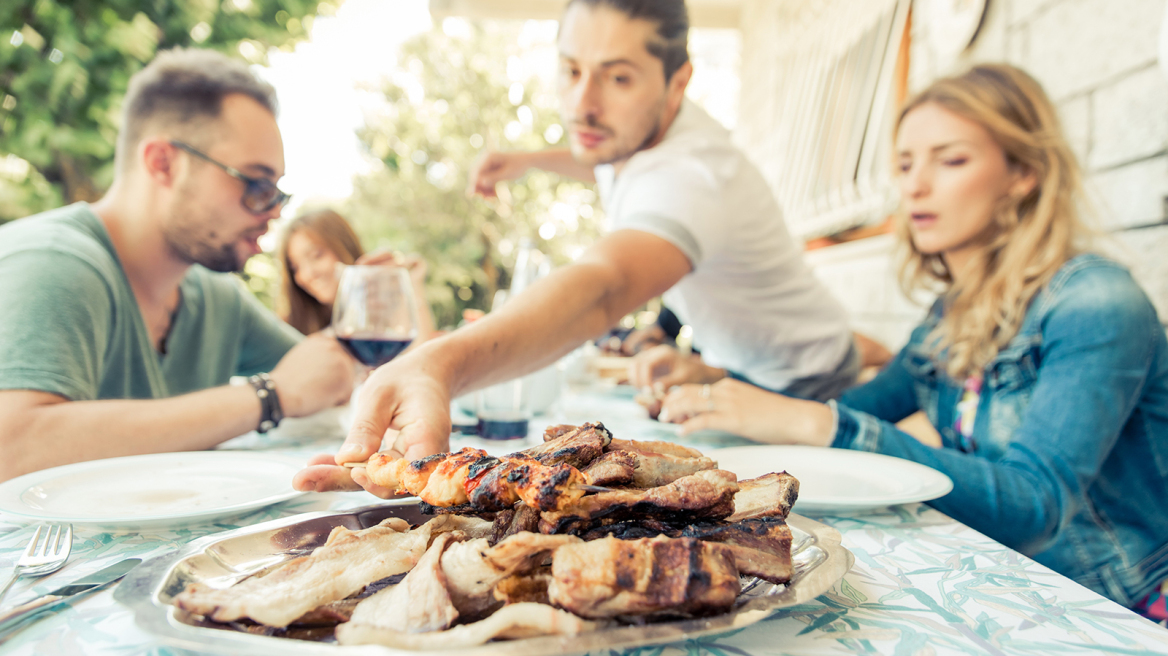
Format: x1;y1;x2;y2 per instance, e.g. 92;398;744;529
341;460;369;468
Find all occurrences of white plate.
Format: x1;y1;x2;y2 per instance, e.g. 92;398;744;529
710;445;953;513
0;452;307;528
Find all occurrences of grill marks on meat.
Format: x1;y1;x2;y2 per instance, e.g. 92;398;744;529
522;422;612;468
440;533;582;619
540;469;740;534
488;503;541;546
366;445;591;511
173;517;434;628
336;602;600;649
582;450;637;486
728;472;800;522
580;516;795;584
548;536;740;619
469;456;587;511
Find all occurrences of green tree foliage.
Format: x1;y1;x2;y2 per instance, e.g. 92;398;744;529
0;0;332;223
343;21;603;329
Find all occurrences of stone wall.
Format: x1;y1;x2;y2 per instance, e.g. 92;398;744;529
737;0;1168;350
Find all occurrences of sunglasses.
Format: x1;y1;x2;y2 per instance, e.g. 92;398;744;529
170;140;291;215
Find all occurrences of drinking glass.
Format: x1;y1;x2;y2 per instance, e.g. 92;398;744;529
476;378;532;440
332;265;418;368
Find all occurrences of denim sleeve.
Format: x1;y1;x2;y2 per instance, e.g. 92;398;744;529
837;344;920;423
832;267;1157;555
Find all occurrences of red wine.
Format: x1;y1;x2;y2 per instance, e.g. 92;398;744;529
477;412;529;440
337;335;412;367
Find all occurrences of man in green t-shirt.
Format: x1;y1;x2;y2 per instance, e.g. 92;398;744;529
0;48;355;481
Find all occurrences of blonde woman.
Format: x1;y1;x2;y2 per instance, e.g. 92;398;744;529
275;209;434;339
658;64;1168;609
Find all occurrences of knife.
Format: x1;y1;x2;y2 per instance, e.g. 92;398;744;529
0;558;141;635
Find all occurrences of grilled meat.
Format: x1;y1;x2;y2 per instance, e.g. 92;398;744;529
488;503;541;546
175;517;434;628
347;532;460;633
337;602;600;649
540;469;740;534
728;472;800;522
522;422;612;468
493;571;552;605
548;535;740;619
366;447;590;511
581;450;637;486
579;516;794;584
441;533;582;619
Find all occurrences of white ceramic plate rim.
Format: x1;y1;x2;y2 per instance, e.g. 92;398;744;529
0;451;307;527
709;445;954;511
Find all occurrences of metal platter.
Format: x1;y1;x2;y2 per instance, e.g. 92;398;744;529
115;503;854;655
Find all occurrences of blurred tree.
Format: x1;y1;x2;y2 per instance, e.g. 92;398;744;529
344;21;603;330
0;0;332;223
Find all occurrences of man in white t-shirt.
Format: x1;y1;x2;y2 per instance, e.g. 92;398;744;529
294;0;856;495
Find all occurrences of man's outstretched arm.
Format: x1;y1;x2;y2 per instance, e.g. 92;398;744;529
293;229;692;496
467;149;597;198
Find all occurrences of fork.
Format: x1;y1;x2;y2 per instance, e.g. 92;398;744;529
0;524;73;604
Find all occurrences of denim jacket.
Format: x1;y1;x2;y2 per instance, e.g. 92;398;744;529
832;254;1168;606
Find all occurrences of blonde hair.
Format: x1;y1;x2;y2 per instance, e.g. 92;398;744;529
276;209;364;335
895;64;1093;381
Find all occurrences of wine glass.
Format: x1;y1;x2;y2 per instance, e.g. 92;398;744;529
332;265;418;368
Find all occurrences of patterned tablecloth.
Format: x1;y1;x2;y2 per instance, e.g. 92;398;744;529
1;387;1166;655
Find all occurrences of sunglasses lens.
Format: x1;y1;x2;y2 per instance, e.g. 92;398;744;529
243;180;286;213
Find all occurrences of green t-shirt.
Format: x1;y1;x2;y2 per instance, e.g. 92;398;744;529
0;203;302;401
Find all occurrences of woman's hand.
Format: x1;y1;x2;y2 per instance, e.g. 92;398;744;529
658;379;836;446
628;344;725;390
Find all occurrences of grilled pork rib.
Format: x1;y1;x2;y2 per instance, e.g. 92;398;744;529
548;535;741;619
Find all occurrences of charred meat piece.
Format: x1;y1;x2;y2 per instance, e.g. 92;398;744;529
540;469;740;534
728;472;800;522
488;503;541;546
522;422;612;468
581;450;637;486
364;451;442;495
606;438;706;459
493;571;553;605
469;456;588;512
548;535;740;619
578;516;795;584
367;448;591;511
681;517;793;584
440;532;582;619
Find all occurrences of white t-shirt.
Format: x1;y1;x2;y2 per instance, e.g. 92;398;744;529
594;100;852;391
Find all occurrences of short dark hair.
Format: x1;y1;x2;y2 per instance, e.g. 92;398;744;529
116;48;278;171
567;0;690;81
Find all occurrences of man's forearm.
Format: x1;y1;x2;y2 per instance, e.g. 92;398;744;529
522;149;596;183
420;262;626;397
0;385;263;481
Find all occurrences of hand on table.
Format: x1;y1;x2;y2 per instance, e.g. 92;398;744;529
627;344;726;390
658;378;835;447
291;347;453;497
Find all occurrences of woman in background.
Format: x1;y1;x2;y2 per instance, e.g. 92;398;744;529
276;209;435;340
658;64;1168;611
